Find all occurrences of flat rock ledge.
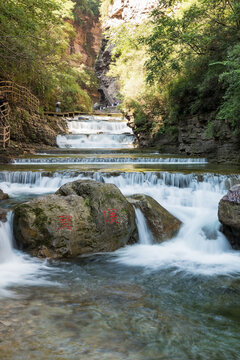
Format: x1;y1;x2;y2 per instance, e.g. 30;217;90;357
127;194;182;243
218;184;240;249
13;180;137;258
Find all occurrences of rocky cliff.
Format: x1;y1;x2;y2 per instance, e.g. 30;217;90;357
151;113;240;163
66;15;102;103
68;15;101;68
96;0;158;105
103;0;159;29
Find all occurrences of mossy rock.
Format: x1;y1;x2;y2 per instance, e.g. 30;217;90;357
14;180;137;258
127;194;182;243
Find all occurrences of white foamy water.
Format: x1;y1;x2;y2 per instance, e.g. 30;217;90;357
68;120;129;134
112;175;240;276
0;213;55;298
56;134;135;149
13;157;208;165
1;170;240;276
134;207;153;245
57;115;135;148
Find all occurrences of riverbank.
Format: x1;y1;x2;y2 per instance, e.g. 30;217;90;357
1;112;240;359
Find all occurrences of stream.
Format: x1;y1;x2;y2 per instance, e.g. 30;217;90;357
0;114;240;359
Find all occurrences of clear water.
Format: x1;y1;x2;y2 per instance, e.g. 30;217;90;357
1;115;240;359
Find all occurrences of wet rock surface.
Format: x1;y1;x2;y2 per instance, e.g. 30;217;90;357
218;184;240;249
127;194;182;243
13;180;137;258
0;208;7;223
0;189;9;200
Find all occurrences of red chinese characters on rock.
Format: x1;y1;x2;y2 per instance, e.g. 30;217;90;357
57;215;73;231
104;209;119;225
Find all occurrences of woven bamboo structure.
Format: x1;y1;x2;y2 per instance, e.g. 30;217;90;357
0;102;10;148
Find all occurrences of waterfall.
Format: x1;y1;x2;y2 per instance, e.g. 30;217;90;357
0;212;54;298
56;134;135;149
0;168;240;277
0;212;14;263
134;207;153;245
57;115;135;149
0;170;239;197
13;157;208;165
67;119;130;134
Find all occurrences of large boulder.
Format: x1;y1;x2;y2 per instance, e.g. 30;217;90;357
13;180;137;258
218;184;240;249
0;189;9;200
127;194;182;243
0;208;7;223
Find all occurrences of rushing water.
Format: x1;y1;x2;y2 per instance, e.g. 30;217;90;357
134;207;154;245
56;114;135;148
1;114;240;359
13;156;208;164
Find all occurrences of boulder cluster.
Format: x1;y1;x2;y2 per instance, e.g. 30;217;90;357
13;179;182;259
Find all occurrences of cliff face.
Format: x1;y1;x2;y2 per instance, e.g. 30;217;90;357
69;16;102;68
66;15;102;103
104;0;158;28
149;113;240;163
96;0;158;105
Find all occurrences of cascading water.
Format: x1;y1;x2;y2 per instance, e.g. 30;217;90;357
0;213;14;263
134;207;153;245
1;169;240;275
13;157;208;165
0;213;53;297
56;115;135;148
1;156;240;358
67;119;130;134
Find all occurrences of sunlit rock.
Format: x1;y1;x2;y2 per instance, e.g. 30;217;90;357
13;180;137;258
218;184;240;249
127;194;182;243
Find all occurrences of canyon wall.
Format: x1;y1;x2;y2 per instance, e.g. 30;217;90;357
147;113;240;163
68;15;101;68
95;0;158;105
66;15;102;102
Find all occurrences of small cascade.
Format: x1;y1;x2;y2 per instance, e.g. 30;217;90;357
134;207;154;245
0;168;240;279
0;212;54;298
0;213;14;263
57;115;135;149
0;170;239;197
68;120;130;134
13;157;208;165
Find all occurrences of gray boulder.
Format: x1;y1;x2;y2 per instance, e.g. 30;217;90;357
0;208;7;223
13;180;137;258
127;194;182;243
218;184;240;249
0;189;9;200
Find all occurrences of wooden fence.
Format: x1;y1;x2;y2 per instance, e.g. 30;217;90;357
0;81;40;113
0;102;10;148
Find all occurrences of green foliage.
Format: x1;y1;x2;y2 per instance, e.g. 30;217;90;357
127;100;147;126
144;0;240;135
73;0;100;24
108;23;151;103
100;0;114;20
216;44;240;133
205;121;215;139
0;0;98;112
